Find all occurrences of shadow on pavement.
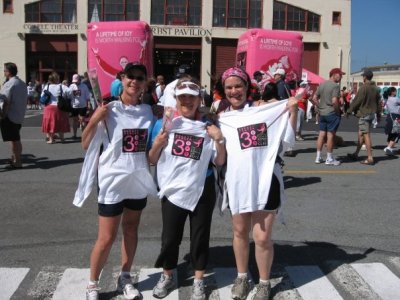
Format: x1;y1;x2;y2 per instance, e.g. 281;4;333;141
283;175;321;188
0;153;83;171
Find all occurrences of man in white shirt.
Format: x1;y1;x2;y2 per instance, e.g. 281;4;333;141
67;74;91;139
155;75;165;100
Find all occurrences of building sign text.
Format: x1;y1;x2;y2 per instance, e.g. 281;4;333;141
151;26;211;37
23;23;78;34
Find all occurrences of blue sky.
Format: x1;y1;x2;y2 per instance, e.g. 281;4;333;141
351;0;399;72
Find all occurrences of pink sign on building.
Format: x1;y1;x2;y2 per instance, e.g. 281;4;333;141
236;29;304;83
87;21;153;99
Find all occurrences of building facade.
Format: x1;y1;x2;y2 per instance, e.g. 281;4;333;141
351;65;400;96
0;0;351;90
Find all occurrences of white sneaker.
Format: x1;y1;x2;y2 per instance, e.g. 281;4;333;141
315;157;324;164
117;274;140;300
361;144;367;151
325;158;341;166
384;147;396;156
153;273;175;299
86;284;100;300
191;280;206;300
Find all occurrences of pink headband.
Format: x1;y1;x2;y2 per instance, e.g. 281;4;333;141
221;67;248;85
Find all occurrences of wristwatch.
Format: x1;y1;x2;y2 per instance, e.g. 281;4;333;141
216;138;225;144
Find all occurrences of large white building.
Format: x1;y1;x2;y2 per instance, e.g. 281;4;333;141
0;0;351;89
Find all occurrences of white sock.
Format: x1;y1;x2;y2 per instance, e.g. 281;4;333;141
121;271;130;278
316;151;321;159
259;279;270;285
327;152;333;160
88;280;98;286
237;272;247;278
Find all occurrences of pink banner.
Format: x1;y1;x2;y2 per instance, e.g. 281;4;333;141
236;29;304;83
87;21;153;99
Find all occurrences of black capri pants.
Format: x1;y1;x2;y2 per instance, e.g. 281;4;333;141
154;174;216;271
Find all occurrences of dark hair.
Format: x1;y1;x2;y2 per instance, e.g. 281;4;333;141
387;87;397;97
4;62;18;76
116;71;124;81
48;72;60;84
262;82;279;101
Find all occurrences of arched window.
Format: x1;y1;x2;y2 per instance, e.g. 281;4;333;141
25;0;77;23
88;0;139;22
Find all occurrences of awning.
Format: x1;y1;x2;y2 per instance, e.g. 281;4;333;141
302;68;326;85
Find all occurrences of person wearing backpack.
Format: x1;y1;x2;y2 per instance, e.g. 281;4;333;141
41;72;70;144
67;74;91;139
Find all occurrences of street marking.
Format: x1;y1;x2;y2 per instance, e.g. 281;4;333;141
324;261;380;300
138;268;178;299
388;256;400;273
52;268;90;300
27;266;64;299
285;265;343;300
352;263;400;300
285;170;376;174
0;268;30;300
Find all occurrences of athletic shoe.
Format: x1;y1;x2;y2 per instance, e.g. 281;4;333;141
295;135;305;141
86;283;100;300
117;274;140;300
252;282;271;300
361;144;367;151
315;157;324;164
231;276;250;300
325;158;341;166
190;280;206;300
384;147;396;156
153;273;175;299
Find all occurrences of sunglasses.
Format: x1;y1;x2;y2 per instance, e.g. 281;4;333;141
125;75;145;82
176;82;200;92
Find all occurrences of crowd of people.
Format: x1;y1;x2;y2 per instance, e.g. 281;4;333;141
1;60;399;300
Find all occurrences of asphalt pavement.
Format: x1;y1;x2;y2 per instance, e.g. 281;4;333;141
0;110;399;299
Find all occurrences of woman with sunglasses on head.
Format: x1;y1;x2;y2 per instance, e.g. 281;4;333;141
74;63;157;300
216;67;297;300
149;76;226;300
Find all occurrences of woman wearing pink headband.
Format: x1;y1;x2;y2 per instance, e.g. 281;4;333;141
217;67;298;300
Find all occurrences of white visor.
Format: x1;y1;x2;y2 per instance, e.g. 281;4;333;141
175;87;200;96
175;81;200;97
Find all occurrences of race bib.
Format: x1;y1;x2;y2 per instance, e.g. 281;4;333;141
171;133;204;160
122;129;148;153
237;123;268;150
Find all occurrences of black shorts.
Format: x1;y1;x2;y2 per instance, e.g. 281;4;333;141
1;117;22;142
98;198;147;217
264;174;281;211
71;107;87;117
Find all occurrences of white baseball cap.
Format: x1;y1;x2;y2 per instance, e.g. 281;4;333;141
273;68;286;76
72;74;80;83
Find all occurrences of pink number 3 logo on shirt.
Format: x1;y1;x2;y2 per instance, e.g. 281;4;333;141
122;129;148;153
172;133;204;160
237;123;268;150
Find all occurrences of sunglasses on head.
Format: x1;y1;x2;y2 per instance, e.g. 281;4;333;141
125;75;145;82
176;81;200;91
